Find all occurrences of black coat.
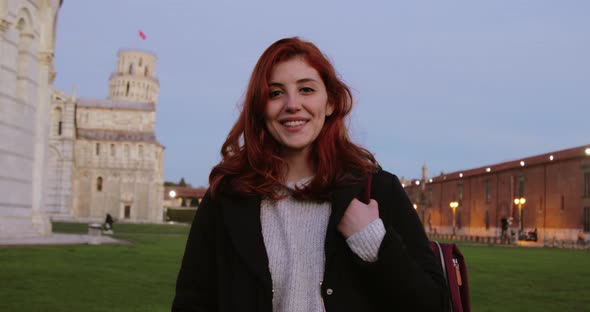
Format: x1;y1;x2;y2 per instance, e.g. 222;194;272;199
172;170;448;311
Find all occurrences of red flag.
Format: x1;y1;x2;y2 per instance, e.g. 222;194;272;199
138;30;146;40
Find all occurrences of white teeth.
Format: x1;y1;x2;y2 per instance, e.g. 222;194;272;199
283;120;306;127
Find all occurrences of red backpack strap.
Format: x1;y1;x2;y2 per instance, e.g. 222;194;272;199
452;244;471;311
357;174;372;204
431;241;456;312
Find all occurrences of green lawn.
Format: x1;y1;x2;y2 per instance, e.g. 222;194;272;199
460;243;590;311
1;223;589;311
0;223;190;312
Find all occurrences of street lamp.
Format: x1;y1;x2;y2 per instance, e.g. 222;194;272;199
514;197;526;232
169;190;177;198
413;203;420;224
449;201;459;235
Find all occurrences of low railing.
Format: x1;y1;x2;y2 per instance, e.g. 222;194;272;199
427;233;590;250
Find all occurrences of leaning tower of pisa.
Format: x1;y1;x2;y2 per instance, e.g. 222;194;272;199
108;50;160;104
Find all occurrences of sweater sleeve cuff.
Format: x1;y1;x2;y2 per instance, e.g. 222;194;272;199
345;218;386;262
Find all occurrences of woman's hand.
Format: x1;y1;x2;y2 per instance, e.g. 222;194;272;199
338;198;379;239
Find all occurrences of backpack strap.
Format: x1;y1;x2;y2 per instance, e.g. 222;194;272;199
432;240;454;312
357;174;372;204
432;241;448;280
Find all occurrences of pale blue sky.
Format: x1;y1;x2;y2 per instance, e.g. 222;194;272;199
53;1;590;187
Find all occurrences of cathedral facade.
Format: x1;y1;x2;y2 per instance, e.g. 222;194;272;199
48;50;165;223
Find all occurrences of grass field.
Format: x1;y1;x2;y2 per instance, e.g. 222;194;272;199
1;222;589;312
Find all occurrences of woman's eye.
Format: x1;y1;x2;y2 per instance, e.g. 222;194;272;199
300;87;314;93
269;90;283;98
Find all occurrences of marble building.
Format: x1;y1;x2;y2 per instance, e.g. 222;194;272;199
1;1;165;241
0;0;62;238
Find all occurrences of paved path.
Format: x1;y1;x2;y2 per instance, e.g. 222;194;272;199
0;233;128;246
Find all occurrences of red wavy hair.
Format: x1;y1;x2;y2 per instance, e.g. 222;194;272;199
209;37;378;200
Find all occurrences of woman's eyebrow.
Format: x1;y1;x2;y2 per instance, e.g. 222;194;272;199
296;78;318;84
268;78;318;87
268;82;284;87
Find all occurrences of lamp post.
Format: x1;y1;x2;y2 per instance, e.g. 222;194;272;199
514;197;526;232
449;201;459;235
169;190;183;207
413;203;426;225
166;190;177;222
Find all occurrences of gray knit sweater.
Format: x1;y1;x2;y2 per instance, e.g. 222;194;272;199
261;179;386;312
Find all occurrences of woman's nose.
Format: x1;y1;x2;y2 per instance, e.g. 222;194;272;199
285;93;302;112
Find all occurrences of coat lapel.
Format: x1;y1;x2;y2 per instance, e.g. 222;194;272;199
221;194;272;288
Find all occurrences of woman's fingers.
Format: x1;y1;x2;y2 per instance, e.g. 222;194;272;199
337;198;379;239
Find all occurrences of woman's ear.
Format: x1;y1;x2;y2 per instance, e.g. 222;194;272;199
326;102;335;117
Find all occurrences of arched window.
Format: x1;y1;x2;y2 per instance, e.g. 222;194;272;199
457;183;464;205
110;144;115;156
126;82;130;96
97;177;103;192
53;107;63;135
139;58;143;67
129;63;134;74
138;144;144;157
96;143;100;155
517;175;525;197
144;67;149;77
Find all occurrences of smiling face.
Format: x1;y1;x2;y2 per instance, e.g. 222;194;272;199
264;57;334;159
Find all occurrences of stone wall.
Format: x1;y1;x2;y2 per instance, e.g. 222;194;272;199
73;167;163;222
76;107;155;133
0;0;62;238
407;146;590;243
45;88;75;217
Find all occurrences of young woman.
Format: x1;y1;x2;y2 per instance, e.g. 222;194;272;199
172;37;448;312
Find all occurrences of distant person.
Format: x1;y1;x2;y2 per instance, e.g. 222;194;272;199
172;37;448;311
501;217;509;244
578;230;586;247
104;213;114;232
507;217;516;243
